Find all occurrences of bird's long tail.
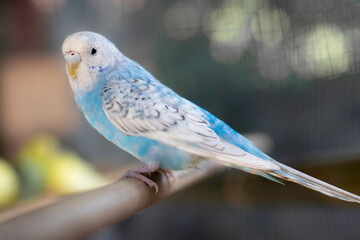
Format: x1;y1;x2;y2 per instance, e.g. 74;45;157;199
265;162;360;204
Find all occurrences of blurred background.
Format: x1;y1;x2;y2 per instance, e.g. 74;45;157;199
0;0;360;239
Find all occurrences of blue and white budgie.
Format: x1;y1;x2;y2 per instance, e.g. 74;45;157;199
62;31;360;203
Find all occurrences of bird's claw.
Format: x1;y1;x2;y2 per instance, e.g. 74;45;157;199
121;172;159;193
159;169;176;184
120;164;160;193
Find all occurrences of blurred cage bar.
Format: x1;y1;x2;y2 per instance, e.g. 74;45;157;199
0;0;360;239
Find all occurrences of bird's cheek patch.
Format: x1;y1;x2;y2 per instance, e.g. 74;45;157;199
67;61;80;79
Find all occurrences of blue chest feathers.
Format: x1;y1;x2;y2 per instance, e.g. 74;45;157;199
74;81;196;170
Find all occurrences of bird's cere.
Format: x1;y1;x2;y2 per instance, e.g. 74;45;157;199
64;51;81;62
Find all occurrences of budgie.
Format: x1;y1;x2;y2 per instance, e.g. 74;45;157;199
62;31;360;203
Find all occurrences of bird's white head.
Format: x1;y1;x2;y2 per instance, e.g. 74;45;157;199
62;31;123;92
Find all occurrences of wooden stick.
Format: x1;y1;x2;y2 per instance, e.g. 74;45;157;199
0;161;224;240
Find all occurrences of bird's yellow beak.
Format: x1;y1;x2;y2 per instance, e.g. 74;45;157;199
66;61;79;78
65;51;81;79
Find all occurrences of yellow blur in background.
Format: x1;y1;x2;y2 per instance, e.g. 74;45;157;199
0;134;109;209
0;159;19;208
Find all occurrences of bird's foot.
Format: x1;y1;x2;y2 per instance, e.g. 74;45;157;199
121;164;160;193
159;169;176;184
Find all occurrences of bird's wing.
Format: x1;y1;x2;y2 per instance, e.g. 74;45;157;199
101;78;279;171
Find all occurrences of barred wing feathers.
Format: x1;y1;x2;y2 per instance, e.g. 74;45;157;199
101;78;279;171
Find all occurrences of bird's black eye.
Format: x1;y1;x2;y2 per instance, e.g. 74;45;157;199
91;47;97;55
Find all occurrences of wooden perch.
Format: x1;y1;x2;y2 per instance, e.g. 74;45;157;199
0;161;224;240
